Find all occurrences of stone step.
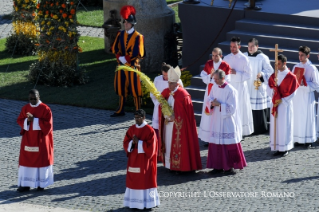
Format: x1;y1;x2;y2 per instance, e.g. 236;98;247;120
190;75;206;88
194;111;201;126
236;19;319;40
226;30;319;51
192;98;204;113
245;10;319;27
185;85;206;100
217;41;319;64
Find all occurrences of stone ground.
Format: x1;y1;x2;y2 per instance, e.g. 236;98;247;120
1;1;319;211
1;98;319;212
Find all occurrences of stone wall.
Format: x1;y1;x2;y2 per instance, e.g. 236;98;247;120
103;0;175;72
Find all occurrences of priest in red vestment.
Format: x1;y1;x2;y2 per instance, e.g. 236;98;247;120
266;54;299;157
16;89;54;192
199;47;231;144
158;66;202;172
123;109;160;209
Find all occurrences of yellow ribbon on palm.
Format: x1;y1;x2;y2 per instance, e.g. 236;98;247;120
116;65;173;117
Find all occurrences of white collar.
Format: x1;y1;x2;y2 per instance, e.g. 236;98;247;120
126;27;134;35
30;100;42;107
300;59;312;66
170;86;179;94
231;50;241;57
136;121;147;128
214;59;222;66
278;67;289;75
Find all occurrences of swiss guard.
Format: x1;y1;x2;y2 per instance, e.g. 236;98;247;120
111;5;145;117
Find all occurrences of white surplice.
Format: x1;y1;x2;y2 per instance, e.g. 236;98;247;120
224;51;254;136
18;165;54;188
267;68;297;151
150;76;183;129
244;52;273;110
123;187;160;209
163;86;178;169
199;59;231;142
206;83;242;144
292;60;319;143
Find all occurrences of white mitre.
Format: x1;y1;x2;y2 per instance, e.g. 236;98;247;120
168;66;181;82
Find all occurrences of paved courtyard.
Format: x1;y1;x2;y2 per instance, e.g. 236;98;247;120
0;98;319;211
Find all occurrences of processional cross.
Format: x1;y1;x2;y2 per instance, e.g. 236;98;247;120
269;44;283;150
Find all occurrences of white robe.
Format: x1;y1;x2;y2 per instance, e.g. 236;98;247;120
199;59;231;142
292;60;319;143
224;51;254;136
206;83;242;144
267;68;297;151
163;86;178;169
18;165;54;188
244;52;273;110
150;76;183;129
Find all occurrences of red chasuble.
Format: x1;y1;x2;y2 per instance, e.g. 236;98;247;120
158;87;202;171
268;72;299;117
17;103;54;168
123;124;157;190
203;60;231;113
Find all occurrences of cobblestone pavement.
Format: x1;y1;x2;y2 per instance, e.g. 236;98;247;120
1;98;319;211
0;0;104;39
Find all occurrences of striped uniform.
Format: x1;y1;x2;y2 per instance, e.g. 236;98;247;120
112;28;145;114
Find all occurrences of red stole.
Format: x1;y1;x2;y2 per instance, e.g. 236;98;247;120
123;124;157;189
17;103;54;167
158;87;202;171
268;71;299;117
203;60;231;114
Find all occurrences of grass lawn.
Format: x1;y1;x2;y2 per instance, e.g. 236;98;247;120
0;37;157;113
166;0;182;4
77;6;104;27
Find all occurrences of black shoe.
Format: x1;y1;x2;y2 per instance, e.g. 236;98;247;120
294;142;303;147
305;143;312;149
209;169;223;174
204;143;209;147
273;151;281;156
224;168;236;175
281;151;289;157
17;186;30;192
110;112;125;117
37;187;44;191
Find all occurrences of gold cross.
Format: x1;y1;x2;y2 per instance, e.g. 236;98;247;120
269;44;283;85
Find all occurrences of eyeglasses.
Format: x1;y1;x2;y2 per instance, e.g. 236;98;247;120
29;98;37;100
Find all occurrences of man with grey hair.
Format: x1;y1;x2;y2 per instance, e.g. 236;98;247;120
199;47;231;144
205;69;246;175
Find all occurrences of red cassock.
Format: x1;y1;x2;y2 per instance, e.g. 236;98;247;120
268;72;299;117
123;124;157;190
17;103;54;168
203;60;231;113
158;87;202;171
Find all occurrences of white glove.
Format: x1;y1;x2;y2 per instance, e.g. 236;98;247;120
119;56;127;64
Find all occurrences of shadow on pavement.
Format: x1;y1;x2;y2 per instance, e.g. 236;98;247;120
282;176;319;183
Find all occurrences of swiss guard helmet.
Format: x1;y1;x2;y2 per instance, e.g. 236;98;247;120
120;5;137;25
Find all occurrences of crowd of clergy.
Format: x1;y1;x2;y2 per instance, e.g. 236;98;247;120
14;5;319;211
